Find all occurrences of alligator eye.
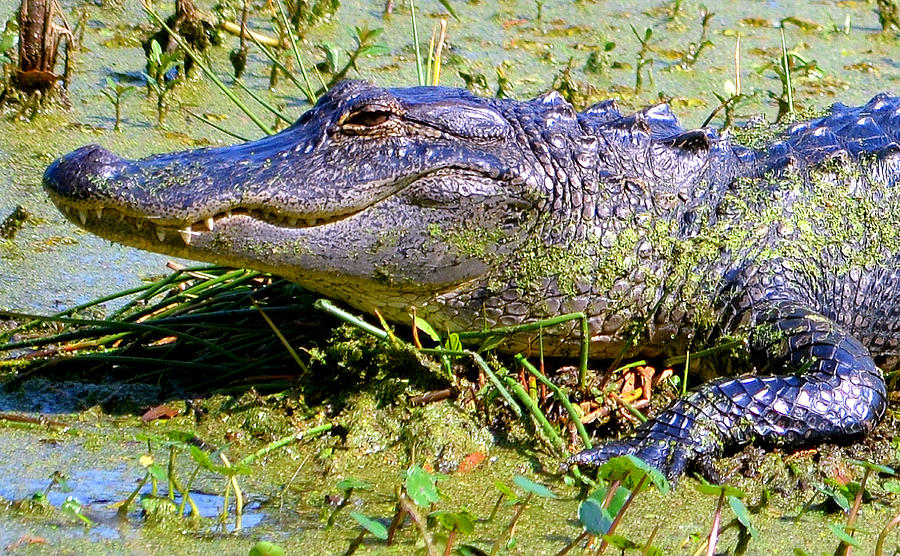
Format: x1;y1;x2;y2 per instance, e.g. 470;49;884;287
342;109;392;128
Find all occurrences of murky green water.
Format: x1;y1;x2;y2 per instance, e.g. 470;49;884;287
1;0;900;553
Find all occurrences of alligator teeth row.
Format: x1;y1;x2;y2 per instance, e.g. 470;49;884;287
61;203;336;248
245;208;330;227
187;208;335;232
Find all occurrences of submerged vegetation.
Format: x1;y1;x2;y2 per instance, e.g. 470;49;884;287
2;0;900;553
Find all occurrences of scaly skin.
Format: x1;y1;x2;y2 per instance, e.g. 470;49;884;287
43;81;900;482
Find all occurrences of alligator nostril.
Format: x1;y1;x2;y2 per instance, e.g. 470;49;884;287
43;144;126;198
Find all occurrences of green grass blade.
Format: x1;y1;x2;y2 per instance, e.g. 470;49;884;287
273;0;317;102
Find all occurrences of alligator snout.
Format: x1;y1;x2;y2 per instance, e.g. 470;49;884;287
43;144;127;202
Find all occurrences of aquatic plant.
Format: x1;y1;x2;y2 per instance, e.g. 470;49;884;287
100;76;135;131
142;39;181;126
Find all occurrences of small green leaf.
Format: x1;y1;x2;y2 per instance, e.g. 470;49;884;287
513;475;557;499
477;334;506;352
249;541;286;556
61;496;93;525
437;0;458;20
695;480;746;499
815;484;850;513
406;464;441;507
430;509;476;534
349;511;389;540
602;534;639;549
413;316;441;342
321;42;340;72
0;33;15;52
448;332;462;352
728;495;759;538
494;480;518;502
337;478;373;492
147;463;168;483
883;480;900;494
596;455;669;494
578;498;612;534
359;44;390;57
828;524;861;547
587;485;630;516
792;548;812;556
847;459;895;475
149;39;162;62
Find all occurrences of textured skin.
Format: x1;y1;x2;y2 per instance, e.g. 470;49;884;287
43;81;900;482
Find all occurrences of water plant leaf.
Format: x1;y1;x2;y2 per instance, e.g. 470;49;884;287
406;464;441;507
447;332;462;352
828;523;861;547
847;459;895;475
815;484;851;513
147;463;168;483
602;534;639;549
493;480;518;502
413;316;441;342
359;44;390;57
512;475;557;499
578;497;612;534
321;42;341;72
597;455;669;494
437;0;458;20
188;446;250;476
696;478;746;498
0;33;14;53
61;496;93;526
587;485;630;516
249;541;286;556
349;511;389;540
431;509;476;534
728;495;759;538
883;480;900;494
337;478;373;492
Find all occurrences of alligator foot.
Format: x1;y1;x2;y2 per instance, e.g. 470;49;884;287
568;300;887;486
566;398;723;484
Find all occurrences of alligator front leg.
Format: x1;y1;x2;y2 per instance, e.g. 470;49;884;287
568;302;887;482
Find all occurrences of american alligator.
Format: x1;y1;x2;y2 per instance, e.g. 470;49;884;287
43;80;900;482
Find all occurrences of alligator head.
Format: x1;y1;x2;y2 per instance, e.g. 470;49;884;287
43;80;555;325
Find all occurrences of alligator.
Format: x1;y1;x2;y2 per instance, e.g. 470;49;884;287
43;80;900;482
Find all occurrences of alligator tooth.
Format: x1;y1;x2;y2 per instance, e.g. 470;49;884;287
287;217;298;226
156;229;166;242
179;227;193;245
225;210;232;218
305;218;317;226
96;208;103;220
78;210;87;225
136;220;143;230
205;217;215;231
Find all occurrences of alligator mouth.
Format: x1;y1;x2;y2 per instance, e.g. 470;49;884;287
44;142;483;248
50;197;373;246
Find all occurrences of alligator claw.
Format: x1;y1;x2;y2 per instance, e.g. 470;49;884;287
568;436;694;484
565;397;727;486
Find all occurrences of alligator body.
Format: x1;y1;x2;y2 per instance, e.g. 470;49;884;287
43;80;900;481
